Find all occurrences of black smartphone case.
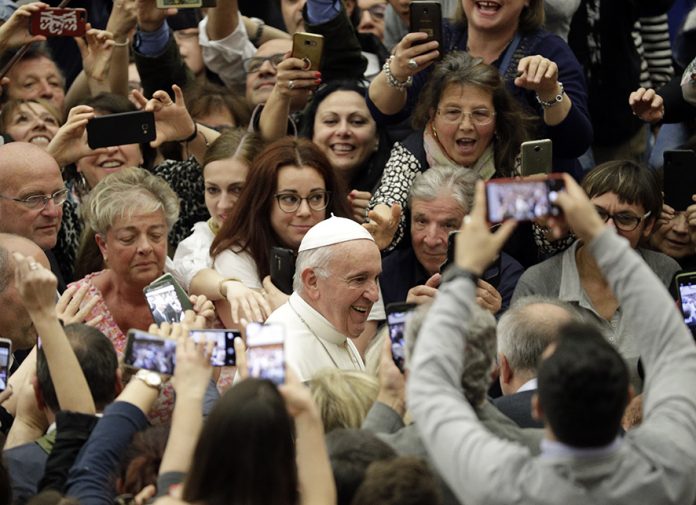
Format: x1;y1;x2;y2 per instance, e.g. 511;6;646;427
270;247;296;295
87;110;156;149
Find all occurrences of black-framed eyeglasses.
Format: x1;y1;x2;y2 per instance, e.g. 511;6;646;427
594;206;651;232
0;187;69;210
275;190;331;213
243;53;285;74
436;107;496;126
364;3;386;21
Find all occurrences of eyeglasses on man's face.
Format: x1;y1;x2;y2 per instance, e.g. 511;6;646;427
0;187;68;210
274;190;331;213
243;53;285;74
594;206;651;232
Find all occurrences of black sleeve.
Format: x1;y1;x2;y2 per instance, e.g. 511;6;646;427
659;75;696;123
38;411;100;494
134;34;196;99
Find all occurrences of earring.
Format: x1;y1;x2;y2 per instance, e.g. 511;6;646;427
431;124;438;139
373;140;379;152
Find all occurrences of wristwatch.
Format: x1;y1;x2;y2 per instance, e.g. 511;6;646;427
134;369;163;391
441;264;479;285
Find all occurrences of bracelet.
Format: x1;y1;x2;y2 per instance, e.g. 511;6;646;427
180;123;198;143
383;55;412;91
112;37;130;47
219;277;241;298
536;82;565;109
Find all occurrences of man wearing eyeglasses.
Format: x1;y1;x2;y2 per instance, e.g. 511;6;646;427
0;142;67;289
512;161;681;391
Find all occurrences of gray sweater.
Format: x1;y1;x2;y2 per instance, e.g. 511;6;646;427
408;230;696;504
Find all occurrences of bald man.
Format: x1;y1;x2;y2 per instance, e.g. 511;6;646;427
0;142;67;289
0;234;51;357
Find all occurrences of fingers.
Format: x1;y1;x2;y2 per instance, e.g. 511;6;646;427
171;84;185;105
424;273;441;288
55;284;77;313
233;336;248;380
130;89;148;109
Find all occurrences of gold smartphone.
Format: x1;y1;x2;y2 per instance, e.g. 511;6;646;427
292;32;324;71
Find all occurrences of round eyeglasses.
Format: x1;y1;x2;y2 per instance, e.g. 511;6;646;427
275;191;331;213
243;53;285;74
594;207;651;232
437;108;496;126
0;187;69;210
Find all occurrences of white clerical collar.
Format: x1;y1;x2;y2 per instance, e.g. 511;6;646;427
516;377;538;393
290;292;348;346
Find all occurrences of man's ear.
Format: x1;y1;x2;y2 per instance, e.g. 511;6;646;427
531;392;543;421
300;267;320;301
499;354;512;385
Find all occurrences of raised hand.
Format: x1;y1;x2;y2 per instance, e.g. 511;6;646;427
13;252;56;316
0;3;49;50
546;174;606;243
189;294;216;329
271;53;320;101
131;84;196;147
389;31;440;82
171;333;213;398
514;55;561;97
47;105;109;167
406;273;440;305
628;87;664;123
75;26;115;83
364;203;402;251
348;190;372;222
221;280;272;325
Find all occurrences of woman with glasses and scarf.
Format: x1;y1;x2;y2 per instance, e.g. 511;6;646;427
189;137;353;328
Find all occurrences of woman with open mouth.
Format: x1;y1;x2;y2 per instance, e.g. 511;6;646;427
0;98;62;147
367;0;592;179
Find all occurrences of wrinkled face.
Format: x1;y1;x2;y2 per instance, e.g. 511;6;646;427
357;0;387;41
204;158;249;227
270;165;327;250
0;155;64;249
76;144;144;189
411;193;466;276
590;192;653;250
174;28;205;75
281;0;306;34
96;210;168;288
462;0;528;33
4;102;60;147
312;240;382;337
312;90;378;179
245;39;293;107
432;84;496;167
387;0;411;25
5;56;65;112
650;212;694;259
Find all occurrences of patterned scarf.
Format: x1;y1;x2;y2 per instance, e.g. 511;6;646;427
423;121;496;180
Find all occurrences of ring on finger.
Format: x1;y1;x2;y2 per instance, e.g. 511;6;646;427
407;58;418;70
288;80;295;90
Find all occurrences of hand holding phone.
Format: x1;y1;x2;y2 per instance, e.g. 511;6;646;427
386;303;415;373
144;274;193;325
486;175;564;223
409;2;442;55
292;32;324;71
124;329;176;375
245;322;285;384
190;329;238;366
87;110;155;149
30;8;87;37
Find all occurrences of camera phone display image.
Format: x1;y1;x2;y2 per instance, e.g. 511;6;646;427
246;323;285;385
146;284;184;325
126;332;176;375
679;280;696;331
486;178;563;223
387;311;410;373
191;330;238;366
0;343;10;392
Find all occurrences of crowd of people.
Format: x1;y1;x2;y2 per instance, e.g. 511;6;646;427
0;0;696;504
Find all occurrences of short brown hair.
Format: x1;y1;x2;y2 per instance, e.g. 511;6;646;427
351;457;442;505
455;0;545;34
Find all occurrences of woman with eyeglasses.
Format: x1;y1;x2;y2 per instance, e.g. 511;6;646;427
189;137;352;327
369;52;535;251
512;160;681;391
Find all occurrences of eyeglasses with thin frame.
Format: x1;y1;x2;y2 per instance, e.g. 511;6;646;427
243;53;285;74
364;3;386;21
594;206;651;232
275;190;331;213
0;187;69;210
436;107;496;126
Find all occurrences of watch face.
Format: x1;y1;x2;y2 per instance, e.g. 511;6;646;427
136;370;162;388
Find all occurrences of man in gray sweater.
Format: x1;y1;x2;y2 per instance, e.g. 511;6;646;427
408;175;696;505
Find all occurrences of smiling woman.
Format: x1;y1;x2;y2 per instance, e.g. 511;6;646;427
0;99;62;147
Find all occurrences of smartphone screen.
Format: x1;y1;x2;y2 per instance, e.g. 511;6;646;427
386;304;415;373
486;176;564;223
677;273;696;337
124;329;176;375
144;282;187;325
245;322;285;385
0;339;10;392
190;329;238;366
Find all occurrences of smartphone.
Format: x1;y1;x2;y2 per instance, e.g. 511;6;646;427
409;2;443;54
520;139;553;176
245;322;285;385
292;32;324;71
190;329;238;366
663;150;696;211
0;339;11;393
676;272;696;338
486;175;564;223
270;247;296;295
143;273;193;325
124;329;176;375
156;0;202;8
86;110;156;149
30;8;87;37
386;303;415;373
